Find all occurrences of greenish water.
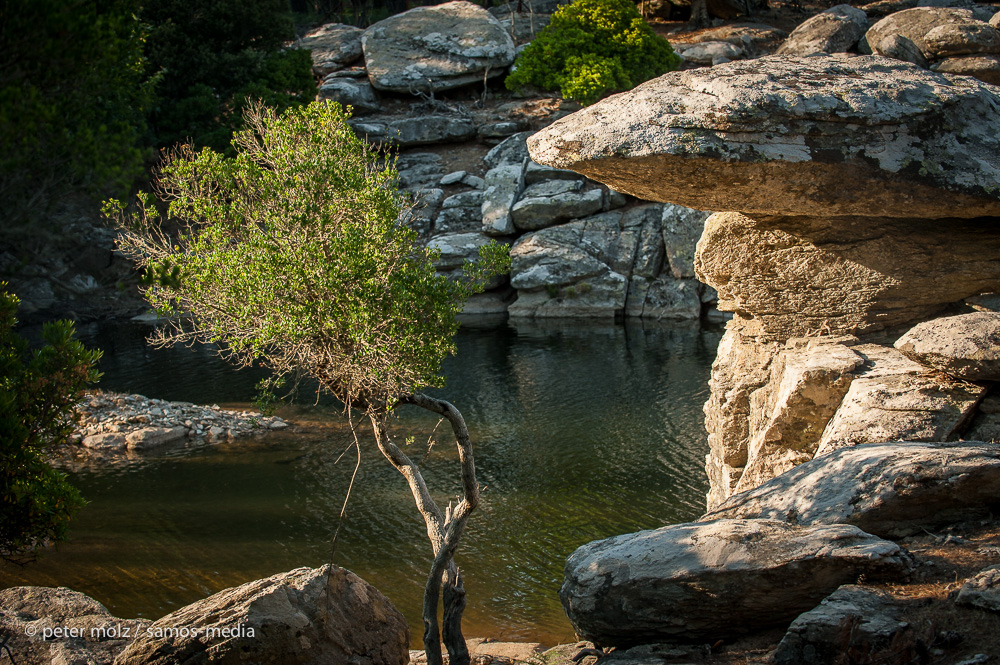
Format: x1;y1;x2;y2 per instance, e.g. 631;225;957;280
1;318;721;646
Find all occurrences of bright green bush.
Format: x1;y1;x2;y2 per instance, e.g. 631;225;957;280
505;0;681;105
0;287;100;563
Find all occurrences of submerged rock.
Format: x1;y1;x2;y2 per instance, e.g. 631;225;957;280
560;518;911;647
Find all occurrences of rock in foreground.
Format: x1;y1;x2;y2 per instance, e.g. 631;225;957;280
115;565;408;665
560;519;911;647
527;54;1000;219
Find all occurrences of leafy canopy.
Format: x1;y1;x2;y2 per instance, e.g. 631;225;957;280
505;0;681;105
0;288;100;563
106;101;509;407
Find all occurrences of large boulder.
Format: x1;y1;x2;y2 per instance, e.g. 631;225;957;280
298;23;364;75
932;53;1000;83
694;212;1000;341
510;180;603;231
318;77;381;115
0;586;148;665
864;7;999;61
704;441;1000;538
956;565;1000;612
777;4;869;55
362;1;515;93
114;566;409;665
894;312;1000;381
560;519;911;647
527;54;1000;220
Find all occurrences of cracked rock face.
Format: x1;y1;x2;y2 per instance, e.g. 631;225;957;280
362;1;515;93
560;519;911;647
527;54;1000;219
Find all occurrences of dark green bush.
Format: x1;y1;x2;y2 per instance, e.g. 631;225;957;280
0;287;100;563
505;0;681;105
0;0;153;227
143;0;317;152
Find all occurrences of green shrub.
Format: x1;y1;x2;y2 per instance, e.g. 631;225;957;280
143;0;316;152
505;0;681;105
0;287;100;563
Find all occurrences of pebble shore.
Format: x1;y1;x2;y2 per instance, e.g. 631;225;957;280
71;391;289;451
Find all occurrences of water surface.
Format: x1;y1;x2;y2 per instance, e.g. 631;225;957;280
2;318;721;645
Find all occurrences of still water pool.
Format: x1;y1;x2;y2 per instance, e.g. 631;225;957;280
2;318;722;646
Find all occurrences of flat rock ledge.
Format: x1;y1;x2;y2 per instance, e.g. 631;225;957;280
560;518;912;648
73;391;289;451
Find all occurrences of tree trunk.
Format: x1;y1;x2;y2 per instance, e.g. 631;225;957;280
368;393;479;665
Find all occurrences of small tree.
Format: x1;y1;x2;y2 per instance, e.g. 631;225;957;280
0;287;100;564
105;101;509;665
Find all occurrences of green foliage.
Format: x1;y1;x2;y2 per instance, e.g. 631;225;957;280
0;0;154;226
0;287;100;563
143;0;317;152
106;101;509;405
505;0;681;105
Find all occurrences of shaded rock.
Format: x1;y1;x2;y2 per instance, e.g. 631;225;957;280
439;170;466;185
816;345;985;455
510;182;603;231
125;426;187;450
661;203;711;279
875;33;930;65
705;441;1000;538
82;432;127;450
894;312;1000;381
676;40;744;65
956;564;1000;612
560;519;912;647
434;203;482;234
318;77;380;114
460;287;516;315
362;1;515;93
0;586;148;665
479;120;529;141
115;566;408;665
682;23;788;57
524;160;581;185
427;232;498;270
353;114;477;147
923;19;1000;57
625;276;702;319
484;131;530;169
773;585;917;665
298;23;364;75
733;337;865;494
966;392;1000;442
402;187;444;236
932;53;1000;83
481;162;525;236
396;153;444;188
865;6;983;59
694;213;1000;341
496;11;553;45
527;54;1000;219
441;190;484;208
777;4;869;55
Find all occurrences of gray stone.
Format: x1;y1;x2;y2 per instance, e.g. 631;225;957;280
362;1;515;93
705;441;1000;538
82;432;127;450
625;276;702;319
115;566;409;665
479;121;528;140
125;426;187;450
441;190;483;208
676;40;744;65
298;23;364;75
866;6;985;59
434;204;482;234
560;519;912;647
402;187;444;235
460;288;516;315
387;115;477;146
318;78;380;115
439;170;466;185
816;345;985;456
605;189;628;210
932;53;1000;83
462;174;485;189
428;232;498;270
923;19;1000;57
681;23;789;57
875;33;930;66
484;132;530;169
527;54;1000;219
773;586;917;665
396;153;444;188
956;564;1000;612
481;162;525;236
894;312;1000;381
0;586;148;665
777;4;870;55
510;186;603;231
661;203;711;279
524;160;581;185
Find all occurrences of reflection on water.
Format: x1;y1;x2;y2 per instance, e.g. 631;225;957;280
1;318;722;646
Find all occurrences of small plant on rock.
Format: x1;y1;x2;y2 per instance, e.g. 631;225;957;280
505;0;681;105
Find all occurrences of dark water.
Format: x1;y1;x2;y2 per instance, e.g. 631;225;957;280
1;318;721;646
